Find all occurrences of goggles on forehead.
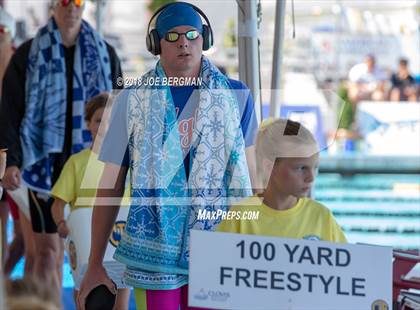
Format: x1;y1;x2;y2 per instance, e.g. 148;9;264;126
0;26;10;34
164;30;200;43
59;0;85;7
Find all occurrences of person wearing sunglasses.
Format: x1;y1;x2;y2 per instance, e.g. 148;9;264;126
60;0;85;7
79;2;258;310
0;0;124;301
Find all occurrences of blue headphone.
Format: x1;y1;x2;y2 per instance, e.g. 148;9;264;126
146;2;214;55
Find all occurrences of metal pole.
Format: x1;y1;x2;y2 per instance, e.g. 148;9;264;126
95;0;106;35
269;0;286;118
237;0;261;123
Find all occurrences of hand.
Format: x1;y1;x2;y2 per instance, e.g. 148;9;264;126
2;166;21;190
57;221;70;239
0;150;6;179
77;263;116;310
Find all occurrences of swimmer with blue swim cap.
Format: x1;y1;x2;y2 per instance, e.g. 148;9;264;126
145;1;213;78
79;3;258;310
155;2;203;39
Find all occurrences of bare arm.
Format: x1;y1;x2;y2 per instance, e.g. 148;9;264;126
0;150;6;178
51;198;70;238
51;198;67;225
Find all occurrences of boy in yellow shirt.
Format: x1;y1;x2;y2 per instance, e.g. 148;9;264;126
218;118;346;243
50;93;130;308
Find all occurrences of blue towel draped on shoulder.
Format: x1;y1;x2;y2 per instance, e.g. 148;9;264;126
21;18;112;192
114;57;252;289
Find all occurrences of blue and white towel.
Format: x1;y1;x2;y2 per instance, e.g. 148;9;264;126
114;57;252;289
21;18;112;193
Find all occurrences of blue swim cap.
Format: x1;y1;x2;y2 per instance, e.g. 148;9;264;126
156;2;203;39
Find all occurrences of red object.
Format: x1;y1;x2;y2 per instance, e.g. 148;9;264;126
60;0;85;7
5;193;19;221
393;250;420;302
0;26;10;34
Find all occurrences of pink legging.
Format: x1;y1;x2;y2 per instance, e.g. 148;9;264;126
134;285;212;310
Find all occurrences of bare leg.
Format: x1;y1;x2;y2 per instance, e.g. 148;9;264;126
56;237;64;290
0;200;9;263
390;88;400;102
33;232;61;297
73;289;79;307
3;219;24;276
19;210;36;275
114;288;130;310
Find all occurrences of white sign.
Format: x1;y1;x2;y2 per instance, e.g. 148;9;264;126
189;230;392;310
65;206;129;287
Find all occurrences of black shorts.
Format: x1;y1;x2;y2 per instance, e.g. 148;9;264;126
27;152;69;234
28;189;57;233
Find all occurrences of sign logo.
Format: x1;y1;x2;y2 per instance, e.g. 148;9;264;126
68;240;77;270
193;289;230;302
109;221;126;247
371;300;388;310
303;235;321;241
194;289;209;301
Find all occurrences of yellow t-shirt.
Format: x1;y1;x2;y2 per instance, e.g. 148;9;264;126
218;196;347;243
51;149;129;210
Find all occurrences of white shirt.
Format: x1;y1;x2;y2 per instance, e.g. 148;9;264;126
348;63;386;84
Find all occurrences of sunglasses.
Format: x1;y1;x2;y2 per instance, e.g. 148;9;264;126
60;0;85;7
0;26;10;34
164;30;200;42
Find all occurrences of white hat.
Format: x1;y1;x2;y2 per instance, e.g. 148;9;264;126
0;8;16;39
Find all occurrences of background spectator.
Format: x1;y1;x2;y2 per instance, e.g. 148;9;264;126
389;58;417;102
348;54;387;104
